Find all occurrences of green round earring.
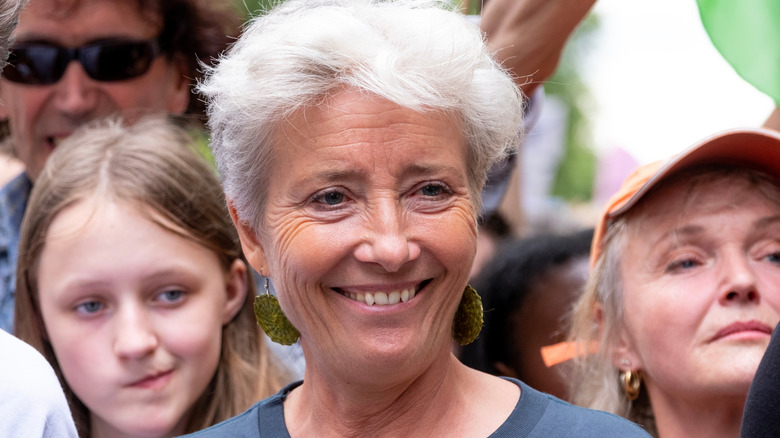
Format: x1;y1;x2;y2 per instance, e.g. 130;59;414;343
452;284;483;346
254;277;300;346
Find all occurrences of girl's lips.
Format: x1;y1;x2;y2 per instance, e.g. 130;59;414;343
710;320;773;342
128;370;174;389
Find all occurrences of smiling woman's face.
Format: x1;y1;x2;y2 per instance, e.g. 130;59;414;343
237;89;477;381
618;174;780;406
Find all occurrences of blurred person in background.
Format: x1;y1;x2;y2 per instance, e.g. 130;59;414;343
461;228;592;401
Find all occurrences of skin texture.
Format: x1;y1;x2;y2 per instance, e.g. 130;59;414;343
480;0;597;96
0;0;189;180
37;199;246;438
617;177;780;438
232;89;520;437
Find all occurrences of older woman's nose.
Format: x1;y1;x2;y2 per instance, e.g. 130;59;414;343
719;255;759;304
113;306;158;359
353;206;421;272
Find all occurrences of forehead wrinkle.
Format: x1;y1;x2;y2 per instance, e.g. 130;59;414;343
754;214;780;230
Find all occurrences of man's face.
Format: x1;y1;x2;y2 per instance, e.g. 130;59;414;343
0;0;190;180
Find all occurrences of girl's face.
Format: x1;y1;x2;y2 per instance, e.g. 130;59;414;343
37;198;247;438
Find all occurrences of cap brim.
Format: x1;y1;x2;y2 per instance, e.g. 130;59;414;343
609;128;780;218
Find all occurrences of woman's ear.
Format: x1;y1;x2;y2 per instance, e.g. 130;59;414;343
596;303;643;370
610;327;643;371
222;258;249;325
227;199;269;275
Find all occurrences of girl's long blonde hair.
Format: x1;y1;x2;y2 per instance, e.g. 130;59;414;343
14;116;286;437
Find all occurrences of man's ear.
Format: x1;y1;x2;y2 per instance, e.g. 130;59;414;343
222;259;249;325
165;56;191;115
227;199;269;275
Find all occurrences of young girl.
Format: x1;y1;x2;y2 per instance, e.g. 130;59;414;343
14;116;286;438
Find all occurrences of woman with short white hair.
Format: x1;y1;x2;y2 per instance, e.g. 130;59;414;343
189;1;650;437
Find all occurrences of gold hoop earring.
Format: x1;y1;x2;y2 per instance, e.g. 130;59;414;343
452;285;483;346
253;277;300;345
620;369;642;401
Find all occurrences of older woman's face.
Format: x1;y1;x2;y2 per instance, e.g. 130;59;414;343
241;89;477;378
618;175;780;403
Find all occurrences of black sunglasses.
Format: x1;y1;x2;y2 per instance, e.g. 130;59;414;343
2;38;162;85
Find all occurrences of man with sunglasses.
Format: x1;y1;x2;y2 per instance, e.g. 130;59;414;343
0;0;242;334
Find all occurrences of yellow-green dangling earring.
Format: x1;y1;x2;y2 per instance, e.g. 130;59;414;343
254;277;300;345
452;284;483;345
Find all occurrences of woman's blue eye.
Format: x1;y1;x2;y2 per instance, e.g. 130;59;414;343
159;289;184;303
76;301;102;314
322;191;344;205
421;184;443;197
767;251;780;263
667;258;698;272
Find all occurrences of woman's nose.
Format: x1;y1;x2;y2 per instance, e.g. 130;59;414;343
52;61;100;118
719;254;760;305
113;306;158;359
353;202;421;272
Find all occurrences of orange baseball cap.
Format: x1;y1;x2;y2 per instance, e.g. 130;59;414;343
590;127;780;268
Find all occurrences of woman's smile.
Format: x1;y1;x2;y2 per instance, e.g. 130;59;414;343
334;279;431;306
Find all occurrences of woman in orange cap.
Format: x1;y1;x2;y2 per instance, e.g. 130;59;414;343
566;128;780;438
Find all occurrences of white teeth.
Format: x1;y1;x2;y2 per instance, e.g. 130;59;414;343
344;288;417;306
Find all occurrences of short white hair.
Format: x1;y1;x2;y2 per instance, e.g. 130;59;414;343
199;0;524;230
0;0;25;68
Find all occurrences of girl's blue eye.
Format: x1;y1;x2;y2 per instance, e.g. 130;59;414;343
75;301;102;314
159;289;184;303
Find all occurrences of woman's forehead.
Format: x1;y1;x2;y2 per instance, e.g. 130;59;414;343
624;172;780;237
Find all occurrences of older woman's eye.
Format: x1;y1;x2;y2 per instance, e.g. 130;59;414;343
667;258;699;272
766;251;780;263
419;183;450;197
312;190;346;206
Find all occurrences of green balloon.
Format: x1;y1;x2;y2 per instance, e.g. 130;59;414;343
698;0;780;105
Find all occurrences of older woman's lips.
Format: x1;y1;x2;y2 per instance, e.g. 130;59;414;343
711;320;773;342
344;288;416;306
337;280;429;306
